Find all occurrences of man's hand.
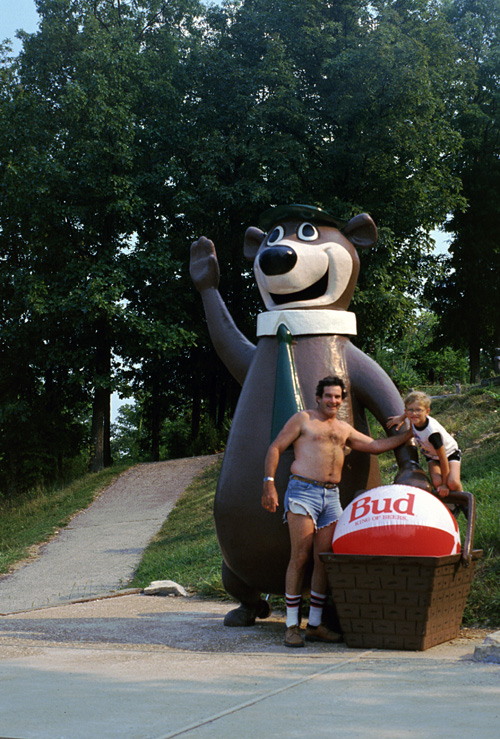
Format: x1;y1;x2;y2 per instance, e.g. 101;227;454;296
262;481;279;513
190;236;220;292
387;413;406;431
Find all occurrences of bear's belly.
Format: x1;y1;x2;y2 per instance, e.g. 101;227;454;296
213;335;376;595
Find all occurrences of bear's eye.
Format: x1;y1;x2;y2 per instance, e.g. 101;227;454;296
267;226;285;245
297;222;318;241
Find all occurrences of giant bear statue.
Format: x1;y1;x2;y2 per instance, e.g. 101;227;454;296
190;204;429;626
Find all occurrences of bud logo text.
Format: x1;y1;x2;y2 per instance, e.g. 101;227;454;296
349;493;416;522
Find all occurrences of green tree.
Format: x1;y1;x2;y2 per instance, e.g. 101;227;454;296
374;310;469;391
1;0;483;475
17;0;147;471
175;0;465;360
114;0;207;460
0;40;91;493
0;1;200;487
428;0;500;381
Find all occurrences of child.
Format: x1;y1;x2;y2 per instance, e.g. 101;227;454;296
387;391;462;498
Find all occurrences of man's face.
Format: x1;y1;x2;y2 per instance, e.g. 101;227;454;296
317;385;344;417
405;402;430;427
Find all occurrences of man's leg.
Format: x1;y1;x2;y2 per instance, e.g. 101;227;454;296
305;522;342;643
306;522;336;626
311;522;336;595
284;512;315;647
285;511;315;594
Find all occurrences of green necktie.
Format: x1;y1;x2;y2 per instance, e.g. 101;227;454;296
270;324;305;441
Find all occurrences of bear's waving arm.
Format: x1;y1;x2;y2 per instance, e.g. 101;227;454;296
190;236;256;386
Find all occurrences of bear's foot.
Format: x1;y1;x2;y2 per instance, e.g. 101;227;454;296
223;599;271;627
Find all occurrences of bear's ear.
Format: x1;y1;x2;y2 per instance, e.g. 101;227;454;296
243;226;266;262
343;213;378;249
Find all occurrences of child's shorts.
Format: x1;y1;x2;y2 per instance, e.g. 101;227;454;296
425;449;461;463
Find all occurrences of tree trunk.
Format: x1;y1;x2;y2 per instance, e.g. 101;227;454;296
208;367;217;424
104;394;112;467
150;376;160;462
469;335;481;384
217;378;227;430
191;390;201;439
90;321;112;471
90;388;106;472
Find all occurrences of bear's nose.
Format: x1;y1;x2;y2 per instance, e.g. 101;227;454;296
258;246;297;276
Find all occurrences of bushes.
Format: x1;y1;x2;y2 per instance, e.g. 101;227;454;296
111;404;230;463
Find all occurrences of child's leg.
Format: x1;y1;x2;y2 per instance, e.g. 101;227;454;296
447;461;466;518
447;460;462;491
427;460;443;491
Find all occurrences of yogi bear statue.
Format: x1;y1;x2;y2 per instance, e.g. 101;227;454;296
190;204;429;627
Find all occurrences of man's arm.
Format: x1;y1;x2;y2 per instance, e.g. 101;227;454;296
346;425;413;455
346;345;425;483
262;412;305;513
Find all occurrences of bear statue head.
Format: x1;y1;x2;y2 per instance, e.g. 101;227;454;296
243;204;377;312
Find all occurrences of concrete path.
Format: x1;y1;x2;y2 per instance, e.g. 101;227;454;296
0;456;219;613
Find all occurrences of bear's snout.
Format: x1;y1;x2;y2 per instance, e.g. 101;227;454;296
258;246;297;276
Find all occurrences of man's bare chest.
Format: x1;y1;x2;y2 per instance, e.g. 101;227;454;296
302;420;346;447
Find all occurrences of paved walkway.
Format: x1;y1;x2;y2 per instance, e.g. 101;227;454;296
0;456;499;739
0;456;219;613
0;595;498;739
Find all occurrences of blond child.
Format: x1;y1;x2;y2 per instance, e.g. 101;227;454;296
388;391;462;497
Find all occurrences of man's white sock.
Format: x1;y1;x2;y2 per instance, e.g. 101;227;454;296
308;590;326;627
285;593;301;627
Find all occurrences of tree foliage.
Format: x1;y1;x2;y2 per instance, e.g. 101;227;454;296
169;0;467;352
0;0;497;488
427;0;500;381
0;0;199;490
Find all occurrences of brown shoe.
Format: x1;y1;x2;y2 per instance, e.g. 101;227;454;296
284;624;305;648
305;624;342;643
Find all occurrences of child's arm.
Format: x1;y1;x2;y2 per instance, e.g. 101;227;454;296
386;413;407;431
435;445;451;497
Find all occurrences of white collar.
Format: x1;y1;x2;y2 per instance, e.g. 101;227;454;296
256;309;357;337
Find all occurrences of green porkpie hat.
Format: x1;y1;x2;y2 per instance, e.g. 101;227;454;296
258;204;347;232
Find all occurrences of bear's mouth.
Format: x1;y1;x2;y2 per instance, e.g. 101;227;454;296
269;269;329;305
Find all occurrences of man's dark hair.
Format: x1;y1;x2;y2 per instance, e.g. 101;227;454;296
315;375;347;400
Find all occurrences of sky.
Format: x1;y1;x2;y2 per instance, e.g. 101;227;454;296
0;0;40;54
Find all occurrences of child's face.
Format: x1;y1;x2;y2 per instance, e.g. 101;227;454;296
405;402;430;426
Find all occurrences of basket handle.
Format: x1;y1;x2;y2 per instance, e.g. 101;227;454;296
441;491;476;566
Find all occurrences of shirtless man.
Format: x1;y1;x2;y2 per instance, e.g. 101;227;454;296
262;375;412;647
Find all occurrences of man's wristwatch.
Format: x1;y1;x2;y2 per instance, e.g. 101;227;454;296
263;476;274;482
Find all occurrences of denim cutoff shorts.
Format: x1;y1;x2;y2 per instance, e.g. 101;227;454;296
284;476;343;530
